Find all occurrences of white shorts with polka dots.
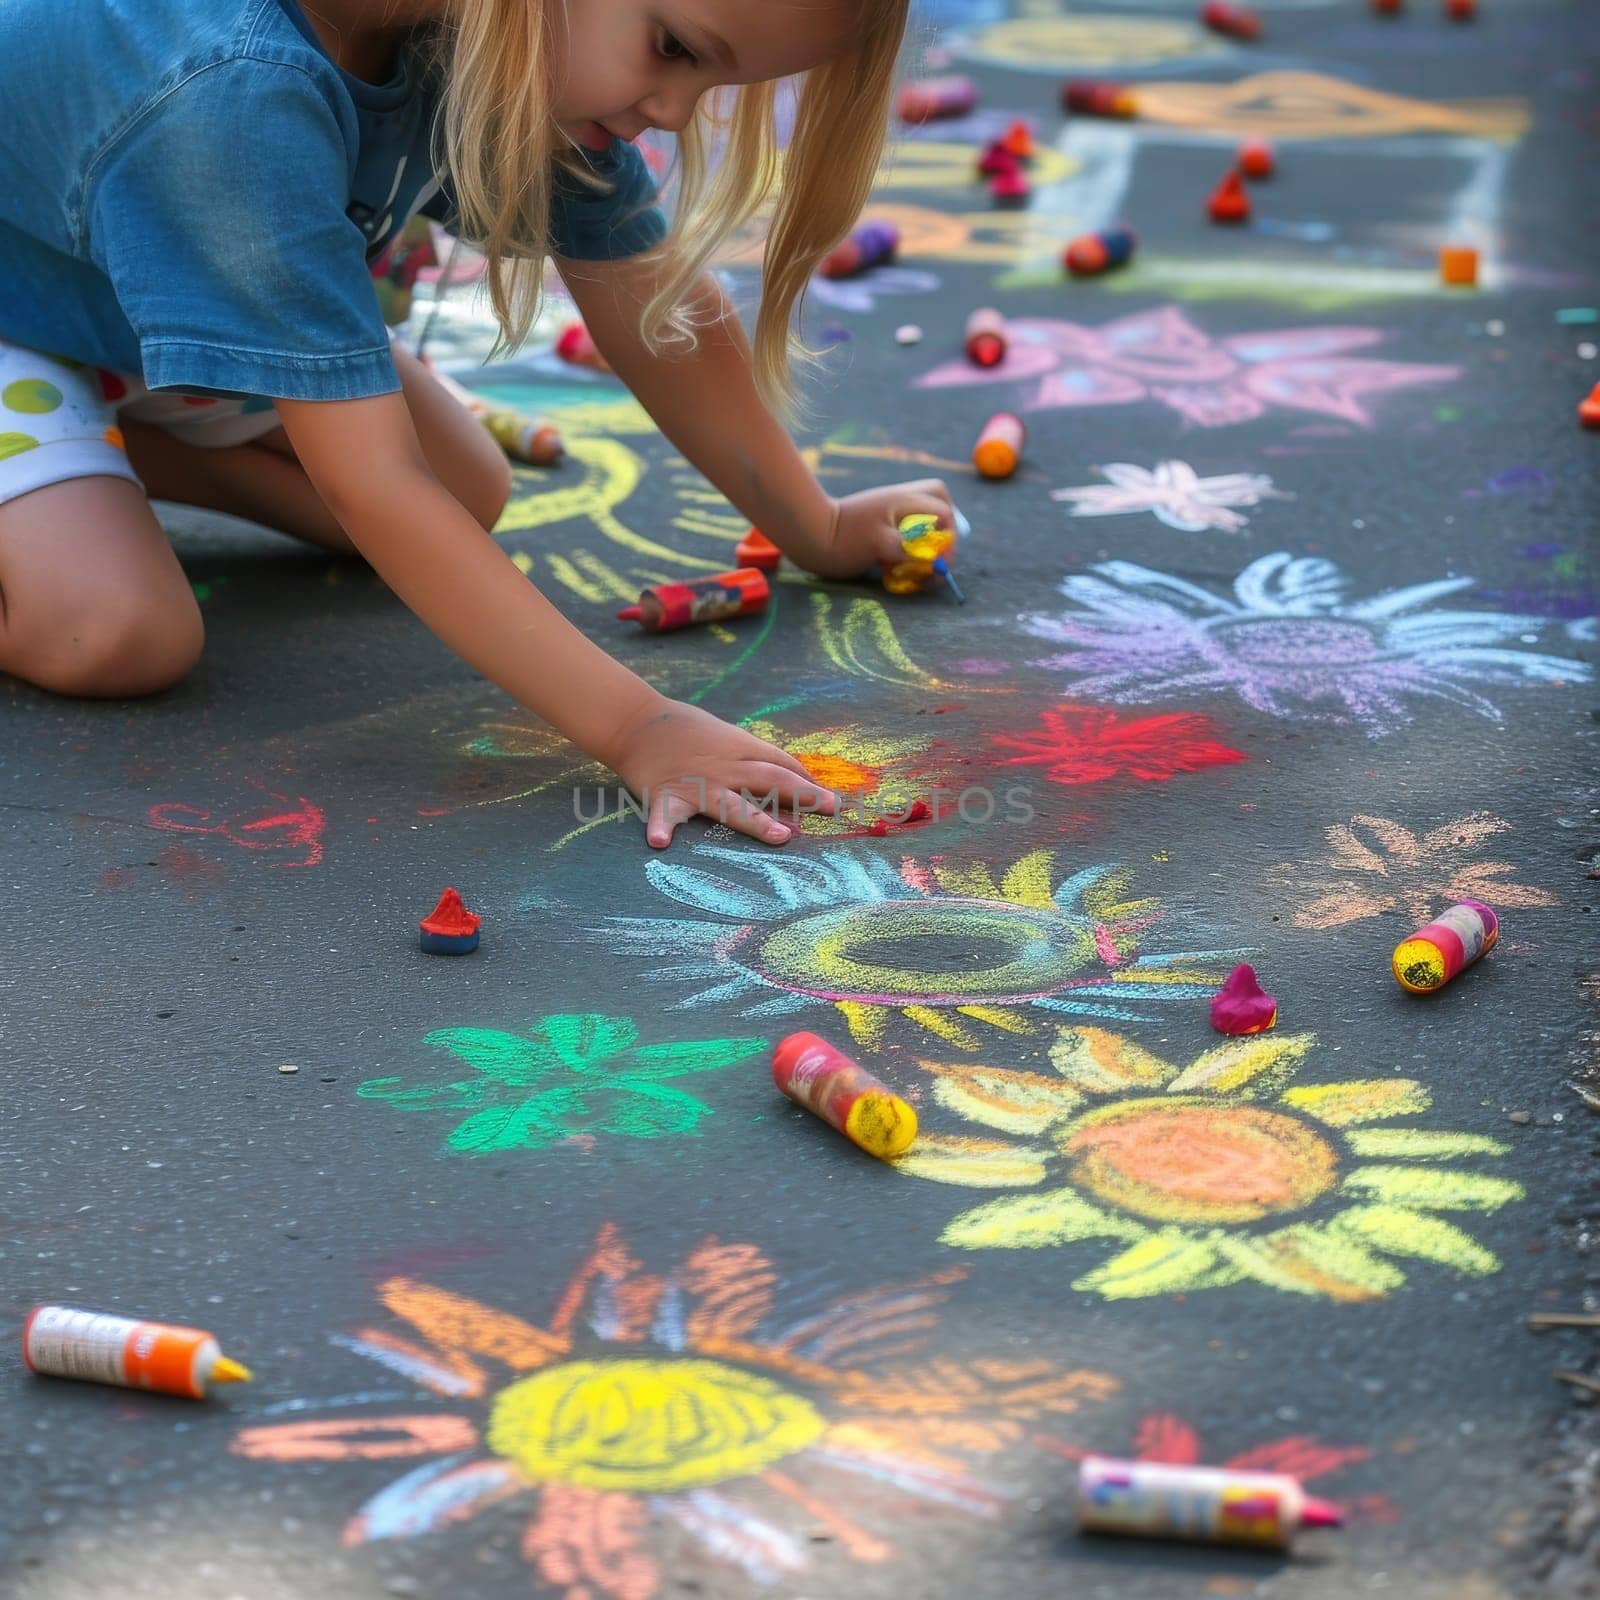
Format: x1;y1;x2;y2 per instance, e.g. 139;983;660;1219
0;334;285;508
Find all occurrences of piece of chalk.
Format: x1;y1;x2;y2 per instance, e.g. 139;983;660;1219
896;74;978;125
895;324;924;346
420;887;481;955
973;411;1025;479
1392;900;1497;993
772;1032;917;1160
1238;140;1275;180
964;307;1008;368
1210;964;1277;1035
1439;246;1479;287
1064;225;1138;277
735;527;783;571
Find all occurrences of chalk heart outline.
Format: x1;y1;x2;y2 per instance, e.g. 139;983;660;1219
357;1013;765;1153
894;1025;1522;1302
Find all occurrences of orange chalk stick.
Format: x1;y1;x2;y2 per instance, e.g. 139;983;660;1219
1579;382;1600;430
772;1032;917;1160
1439;246;1479;287
24;1305;252;1399
973;411;1025;479
964;307;1007;367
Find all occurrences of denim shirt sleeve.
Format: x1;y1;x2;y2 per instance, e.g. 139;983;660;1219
85;58;399;400
421;140;667;261
548;141;667;261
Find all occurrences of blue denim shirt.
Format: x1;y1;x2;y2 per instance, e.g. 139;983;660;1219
0;0;667;399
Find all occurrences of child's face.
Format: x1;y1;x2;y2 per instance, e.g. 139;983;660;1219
552;0;854;150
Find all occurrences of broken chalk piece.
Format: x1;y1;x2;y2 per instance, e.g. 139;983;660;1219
1578;382;1600;430
1200;0;1262;39
1207;170;1251;224
1439;246;1479;287
895;74;978;125
772;1032;917;1160
1210;963;1278;1035
964;307;1008;368
420;887;481;955
735;527;783;571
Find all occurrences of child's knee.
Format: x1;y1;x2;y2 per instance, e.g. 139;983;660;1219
11;586;204;698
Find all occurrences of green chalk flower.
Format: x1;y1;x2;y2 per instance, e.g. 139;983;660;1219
358;1012;764;1153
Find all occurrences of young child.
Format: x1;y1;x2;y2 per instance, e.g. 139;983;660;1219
0;0;956;847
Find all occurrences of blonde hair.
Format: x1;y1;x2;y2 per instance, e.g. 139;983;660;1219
427;0;908;416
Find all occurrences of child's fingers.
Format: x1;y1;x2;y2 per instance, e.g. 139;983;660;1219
898;477;956;522
717;788;797;846
645;786;697;849
739;762;843;817
746;739;839;796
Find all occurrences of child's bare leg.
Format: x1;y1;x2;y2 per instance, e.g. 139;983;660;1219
121;345;514;551
0;476;204;697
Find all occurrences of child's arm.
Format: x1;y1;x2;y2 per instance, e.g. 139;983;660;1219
274;391;837;846
557;258;956;579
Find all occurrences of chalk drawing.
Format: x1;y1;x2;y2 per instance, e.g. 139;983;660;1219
1271;812;1557;929
148;784;326;869
992;705;1247;786
872;139;1078;194
357;1014;763;1154
231;1227;1118;1597
1024;554;1591;735
1051;461;1289;534
915;308;1461;428
897;1027;1522;1301
956;15;1225;70
1128;71;1528;142
809;593;966;692
590;847;1239;1054
809;266;943;316
739;719;939;838
1037;1414;1398;1525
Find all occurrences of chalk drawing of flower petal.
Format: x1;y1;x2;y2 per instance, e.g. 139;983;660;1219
343;1454;526;1544
1233;553;1347;615
1331;1205;1500;1275
893;1134;1054;1189
1035;367;1149;410
1212;1224;1404;1302
915;342;1063;389
1072;1232;1243;1298
1341;1167;1523;1213
1094;307;1238;384
942;1189;1143;1251
1224;327;1388;362
1150;383;1265;428
1243;357;1462;426
809;266;942;313
927;1064;1086;1137
1279;1080;1431;1127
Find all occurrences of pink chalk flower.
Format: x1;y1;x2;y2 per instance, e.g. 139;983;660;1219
1211;963;1277;1035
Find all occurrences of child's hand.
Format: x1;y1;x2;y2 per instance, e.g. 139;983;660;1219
606;696;842;848
802;478;958;580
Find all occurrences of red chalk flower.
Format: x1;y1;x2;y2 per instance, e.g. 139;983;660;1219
992;704;1247;786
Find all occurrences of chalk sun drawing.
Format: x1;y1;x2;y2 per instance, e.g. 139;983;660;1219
897;1027;1522;1301
231;1227;1117;1599
1051;461;1289;534
1272;812;1557;929
914;307;1460;428
1037;1413;1397;1526
592;847;1237;1054
992;705;1247;786
356;1014;764;1154
1024;553;1590;734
